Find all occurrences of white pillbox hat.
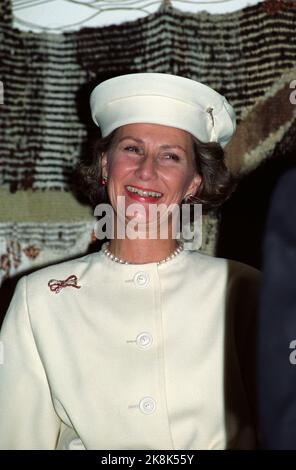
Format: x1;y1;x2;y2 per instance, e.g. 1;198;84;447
90;73;236;148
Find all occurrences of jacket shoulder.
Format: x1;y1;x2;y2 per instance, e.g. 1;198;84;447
187;249;227;271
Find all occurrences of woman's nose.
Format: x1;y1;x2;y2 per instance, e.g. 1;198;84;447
134;154;157;180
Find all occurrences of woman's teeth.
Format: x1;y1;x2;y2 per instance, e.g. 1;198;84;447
126;185;162;198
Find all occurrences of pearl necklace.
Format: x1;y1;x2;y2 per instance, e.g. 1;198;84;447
101;241;184;265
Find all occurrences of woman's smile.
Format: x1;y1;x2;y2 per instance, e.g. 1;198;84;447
124;184;164;203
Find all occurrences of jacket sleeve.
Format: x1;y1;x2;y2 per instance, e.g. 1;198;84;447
0;276;61;449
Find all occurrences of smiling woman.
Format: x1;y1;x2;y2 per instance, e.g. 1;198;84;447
77;120;236;261
78;121;235;212
0;72;261;450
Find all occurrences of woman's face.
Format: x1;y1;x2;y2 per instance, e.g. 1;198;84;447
101;123;202;229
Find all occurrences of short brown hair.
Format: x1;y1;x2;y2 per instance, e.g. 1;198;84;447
75;129;236;212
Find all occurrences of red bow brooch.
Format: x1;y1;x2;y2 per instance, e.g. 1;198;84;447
48;274;81;294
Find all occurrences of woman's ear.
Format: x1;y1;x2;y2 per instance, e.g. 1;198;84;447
187;173;202;197
101;152;108;178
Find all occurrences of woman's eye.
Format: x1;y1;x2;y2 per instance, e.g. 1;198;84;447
164;153;180;161
124;146;139;153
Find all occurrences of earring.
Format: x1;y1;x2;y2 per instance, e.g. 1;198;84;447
184;193;194;203
101;176;108;186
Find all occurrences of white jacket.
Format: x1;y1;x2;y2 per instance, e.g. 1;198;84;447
0;248;260;450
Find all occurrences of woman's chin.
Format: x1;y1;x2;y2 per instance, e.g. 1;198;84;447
113;198;175;237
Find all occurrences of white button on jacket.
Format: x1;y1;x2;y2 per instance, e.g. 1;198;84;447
0;248;260;450
136;332;153;349
139;397;156;414
133;271;150;288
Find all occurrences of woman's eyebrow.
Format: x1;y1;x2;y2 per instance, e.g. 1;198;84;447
118;137;186;153
160;144;186;153
118;136;144;144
